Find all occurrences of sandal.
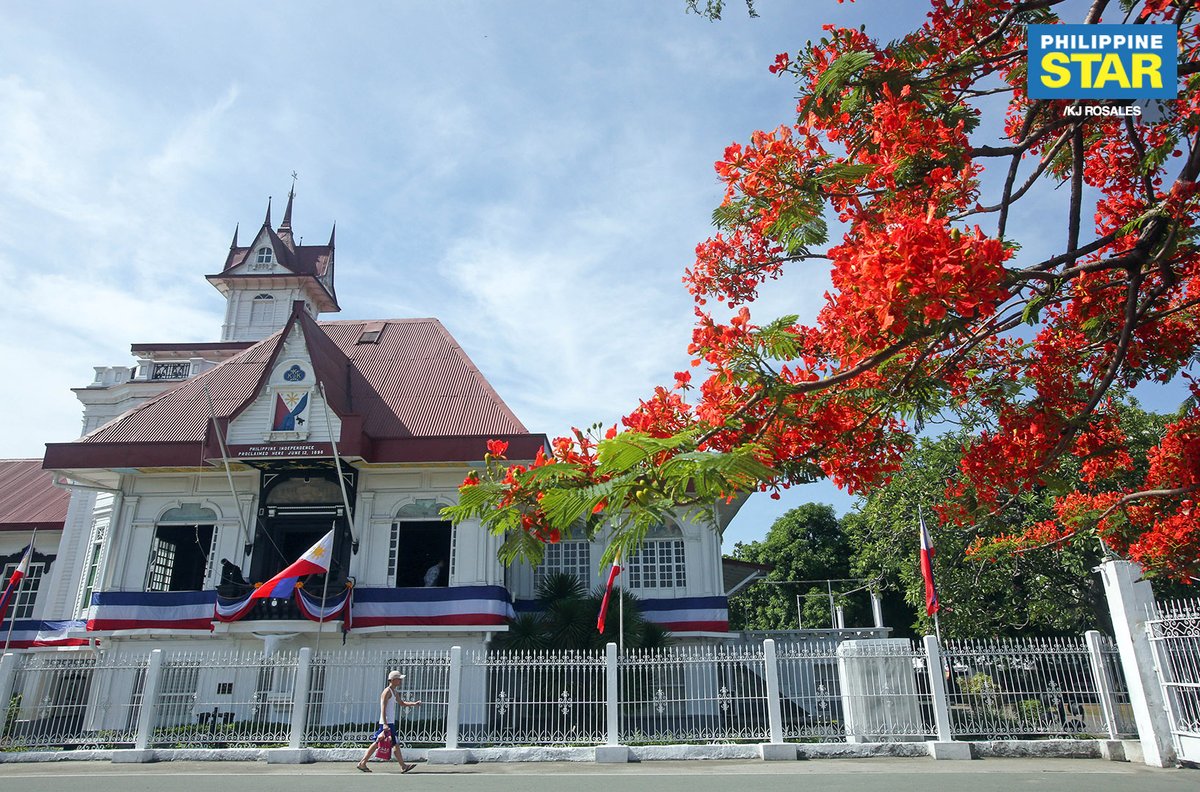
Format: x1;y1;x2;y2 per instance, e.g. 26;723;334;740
401;763;416;773
356;763;372;773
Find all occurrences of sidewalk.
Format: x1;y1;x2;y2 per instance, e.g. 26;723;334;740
0;758;1194;792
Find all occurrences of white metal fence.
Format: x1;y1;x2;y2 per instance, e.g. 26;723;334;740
941;636;1130;740
304;648;450;747
621;644;769;744
459;649;606;746
0;633;1137;752
1148;597;1200;763
0;651;147;750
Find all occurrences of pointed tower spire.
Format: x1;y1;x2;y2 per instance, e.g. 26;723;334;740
229;223;240;250
262;196;273;229
278;174;297;249
328;222;336;248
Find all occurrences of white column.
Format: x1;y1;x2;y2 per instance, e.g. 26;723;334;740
0;653;18;723
1098;559;1176;767
288;647;312;749
134;649;164;751
923;635;953;742
1084;630;1120;740
605;642;619;746
445;646;462;749
870;593;884;629
763;639;784;744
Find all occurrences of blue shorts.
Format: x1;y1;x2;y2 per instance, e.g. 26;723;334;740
374;722;398;742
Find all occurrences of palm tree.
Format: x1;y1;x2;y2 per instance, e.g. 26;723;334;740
495;572;671;651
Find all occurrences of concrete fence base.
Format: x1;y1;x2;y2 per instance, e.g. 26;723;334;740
0;739;1141;765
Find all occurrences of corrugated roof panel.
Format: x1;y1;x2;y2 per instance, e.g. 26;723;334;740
74;314;533;452
0;459;70;528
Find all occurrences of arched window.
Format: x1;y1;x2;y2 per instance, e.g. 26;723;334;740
625;522;686;591
147;504;218;592
255;246;273;264
250;293;275;325
533;520;591;588
389;500;453;587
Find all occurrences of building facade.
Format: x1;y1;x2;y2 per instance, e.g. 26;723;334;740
24;192;743;665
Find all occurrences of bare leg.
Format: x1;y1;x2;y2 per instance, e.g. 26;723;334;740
357;738;379;770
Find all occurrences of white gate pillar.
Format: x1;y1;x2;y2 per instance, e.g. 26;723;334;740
1098;559;1175;767
595;642;629;763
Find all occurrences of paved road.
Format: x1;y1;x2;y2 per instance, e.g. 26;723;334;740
0;759;1195;792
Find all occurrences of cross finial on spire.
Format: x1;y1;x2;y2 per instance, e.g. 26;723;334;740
279;173;297;247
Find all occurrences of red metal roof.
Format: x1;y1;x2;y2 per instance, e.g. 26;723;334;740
44;307;545;469
0;460;69;532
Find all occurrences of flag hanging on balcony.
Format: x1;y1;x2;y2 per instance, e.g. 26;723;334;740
919;506;940;617
251;529;334;600
0;543;33;627
596;555;621;633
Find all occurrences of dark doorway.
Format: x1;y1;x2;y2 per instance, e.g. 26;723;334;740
395;521;452;587
251;466;355;586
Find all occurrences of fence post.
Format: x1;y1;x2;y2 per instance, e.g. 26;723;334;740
605;642;618;746
0;653;18;738
426;646;469;764
922;636;969;759
593;642;629;762
445;645;462;750
759;639;793;760
1084;630;1119;741
288;647;312;749
134;649;164;752
1098;559;1176;767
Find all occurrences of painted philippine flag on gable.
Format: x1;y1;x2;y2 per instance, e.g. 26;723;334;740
273;389;310;432
252;529;334;600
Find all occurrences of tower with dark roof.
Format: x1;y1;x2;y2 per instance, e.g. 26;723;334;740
207;189;339;342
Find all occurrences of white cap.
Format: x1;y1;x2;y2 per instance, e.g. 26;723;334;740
388;670;405;680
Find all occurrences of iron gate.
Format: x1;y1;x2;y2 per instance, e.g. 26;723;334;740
1147;599;1200;764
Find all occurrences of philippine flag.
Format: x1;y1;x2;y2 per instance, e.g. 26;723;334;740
596;556;622;633
919;507;940;617
252;530;334;600
0;544;33;626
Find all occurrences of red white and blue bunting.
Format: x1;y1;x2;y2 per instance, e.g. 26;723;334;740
515;594;730;635
3;619;89;649
350;585;514;628
86;585;512;633
88;590;217;632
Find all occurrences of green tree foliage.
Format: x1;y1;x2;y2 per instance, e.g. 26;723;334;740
493;572;670;651
845;400;1191;638
728;503;869;630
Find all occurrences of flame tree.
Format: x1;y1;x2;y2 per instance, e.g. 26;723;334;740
446;0;1200;582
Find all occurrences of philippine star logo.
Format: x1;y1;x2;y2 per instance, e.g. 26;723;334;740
1027;24;1178;118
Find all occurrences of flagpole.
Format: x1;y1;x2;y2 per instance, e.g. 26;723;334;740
314;519;335;658
618;580;624;656
2;527;37;654
202;381;253;555
317;382;357;550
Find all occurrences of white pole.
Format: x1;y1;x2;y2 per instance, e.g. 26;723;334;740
313;519;335;658
317;382;357;548
202;382;253;553
618;579;625;655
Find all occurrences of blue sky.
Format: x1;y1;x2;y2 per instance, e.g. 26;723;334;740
0;1;1188;548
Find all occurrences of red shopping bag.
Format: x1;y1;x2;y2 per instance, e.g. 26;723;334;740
376;728;393;760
